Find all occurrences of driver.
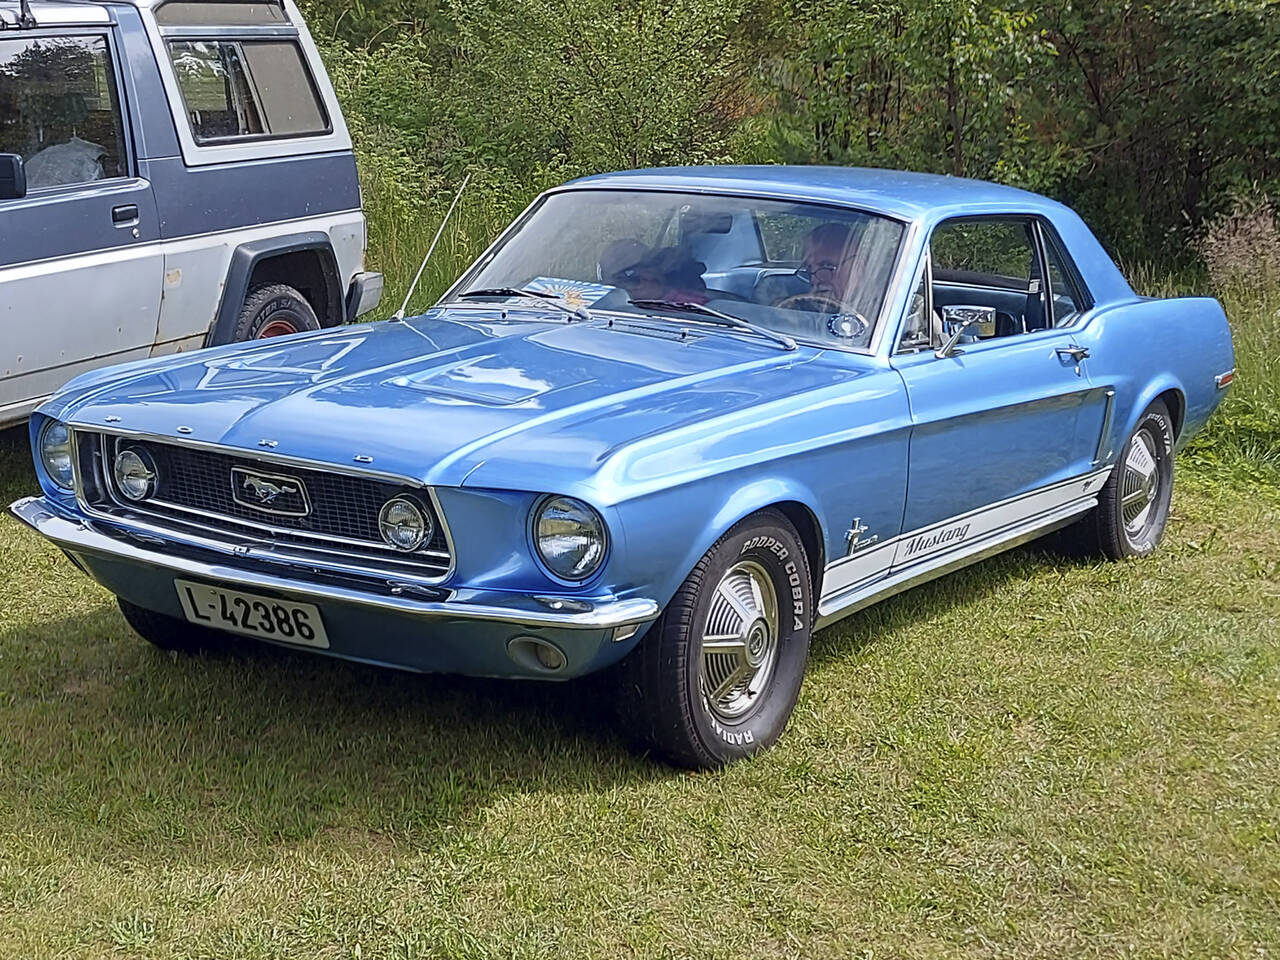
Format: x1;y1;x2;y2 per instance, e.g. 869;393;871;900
783;222;859;307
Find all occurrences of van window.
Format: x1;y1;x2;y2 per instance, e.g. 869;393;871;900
167;39;329;143
0;34;127;189
157;2;289;26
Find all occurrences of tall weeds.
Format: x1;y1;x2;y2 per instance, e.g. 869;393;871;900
1184;198;1280;483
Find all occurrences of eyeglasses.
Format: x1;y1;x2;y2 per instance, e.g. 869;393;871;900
797;255;856;283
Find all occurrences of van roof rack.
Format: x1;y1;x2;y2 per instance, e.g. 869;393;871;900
0;0;40;29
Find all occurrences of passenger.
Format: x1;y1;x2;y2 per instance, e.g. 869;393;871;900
599;240;709;304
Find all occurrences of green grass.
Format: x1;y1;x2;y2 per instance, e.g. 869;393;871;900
3;228;1280;955
1;419;1278;957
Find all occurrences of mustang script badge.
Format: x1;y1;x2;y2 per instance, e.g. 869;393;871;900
230;466;311;517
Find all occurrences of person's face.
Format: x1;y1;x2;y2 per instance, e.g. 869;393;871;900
621;266;667;301
801;236;856;299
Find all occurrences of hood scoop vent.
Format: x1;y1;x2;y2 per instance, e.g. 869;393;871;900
386;353;585;406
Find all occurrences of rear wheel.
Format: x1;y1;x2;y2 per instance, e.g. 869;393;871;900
1080;399;1176;558
233;283;321;341
118;598;226;654
614;509;813;769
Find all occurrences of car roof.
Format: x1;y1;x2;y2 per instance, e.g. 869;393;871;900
566;165;1064;222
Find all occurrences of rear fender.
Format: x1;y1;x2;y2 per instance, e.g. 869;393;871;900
1088;296;1234;461
207;235;341;346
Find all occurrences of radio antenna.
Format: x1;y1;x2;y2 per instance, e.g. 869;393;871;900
392;172;471;321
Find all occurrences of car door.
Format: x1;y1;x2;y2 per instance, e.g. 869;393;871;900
0;28;162;422
889;216;1110;565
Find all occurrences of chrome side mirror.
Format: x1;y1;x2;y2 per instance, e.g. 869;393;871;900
935;304;996;358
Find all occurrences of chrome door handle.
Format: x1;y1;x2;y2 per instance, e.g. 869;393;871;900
1056;345;1089;362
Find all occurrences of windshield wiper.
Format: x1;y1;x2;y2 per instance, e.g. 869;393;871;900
455;287;592;322
628;299;796;351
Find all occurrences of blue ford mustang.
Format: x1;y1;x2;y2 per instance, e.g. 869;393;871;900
11;167;1235;768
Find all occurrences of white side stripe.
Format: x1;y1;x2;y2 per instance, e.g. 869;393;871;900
820;468;1112;604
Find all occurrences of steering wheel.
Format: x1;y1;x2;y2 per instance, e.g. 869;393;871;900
776;292;846;313
776;293;870;340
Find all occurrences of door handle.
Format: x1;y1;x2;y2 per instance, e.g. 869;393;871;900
1056;345;1089;362
111;204;139;225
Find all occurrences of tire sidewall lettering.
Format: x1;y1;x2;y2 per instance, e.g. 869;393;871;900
697;522;812;752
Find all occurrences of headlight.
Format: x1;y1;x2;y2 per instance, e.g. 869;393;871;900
378;495;433;551
113;447;157;501
533;496;606;581
38;420;74;490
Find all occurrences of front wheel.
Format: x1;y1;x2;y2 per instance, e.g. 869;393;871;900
1082;399;1176;558
614;509;813;769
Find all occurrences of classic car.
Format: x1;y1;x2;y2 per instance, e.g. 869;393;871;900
10;166;1235;769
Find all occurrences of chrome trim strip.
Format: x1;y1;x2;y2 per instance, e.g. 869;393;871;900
10;497;658;631
119;497;450;562
157;25;301;38
75;425;425;486
1093;388;1116;467
72;429;457;584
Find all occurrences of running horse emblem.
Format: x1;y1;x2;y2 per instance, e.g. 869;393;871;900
242;474;298;504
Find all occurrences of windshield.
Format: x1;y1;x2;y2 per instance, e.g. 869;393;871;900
449;189;906;349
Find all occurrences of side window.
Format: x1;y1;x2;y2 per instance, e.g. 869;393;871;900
156;3;289;27
1043;232;1085;326
929;218;1047;340
167;39;329;143
0;34;127;189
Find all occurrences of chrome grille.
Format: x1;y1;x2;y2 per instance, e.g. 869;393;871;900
79;432;451;579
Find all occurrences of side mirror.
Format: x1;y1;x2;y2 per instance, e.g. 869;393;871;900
935;304;996;358
0;153;26;200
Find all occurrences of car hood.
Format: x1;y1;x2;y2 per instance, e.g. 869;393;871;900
52;307;867;495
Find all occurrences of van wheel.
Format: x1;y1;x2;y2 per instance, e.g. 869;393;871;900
614;509;812;770
117;598;226;653
234;283;321;341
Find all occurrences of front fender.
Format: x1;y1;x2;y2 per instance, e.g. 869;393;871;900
611;473;828;626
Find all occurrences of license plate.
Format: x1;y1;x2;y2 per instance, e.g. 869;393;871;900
175;579;329;649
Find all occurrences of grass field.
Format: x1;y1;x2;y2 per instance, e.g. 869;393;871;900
2;262;1279;956
2;443;1278;957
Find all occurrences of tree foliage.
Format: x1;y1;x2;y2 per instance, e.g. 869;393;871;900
304;0;1280;261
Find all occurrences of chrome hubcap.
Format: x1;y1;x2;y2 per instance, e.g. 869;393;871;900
700;560;779;721
1121;431;1160;536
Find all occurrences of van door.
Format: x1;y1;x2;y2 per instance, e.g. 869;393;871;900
0;29;162;423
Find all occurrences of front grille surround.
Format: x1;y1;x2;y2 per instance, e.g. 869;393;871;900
75;430;453;583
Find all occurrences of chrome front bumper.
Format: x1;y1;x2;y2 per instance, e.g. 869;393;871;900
9;496;659;631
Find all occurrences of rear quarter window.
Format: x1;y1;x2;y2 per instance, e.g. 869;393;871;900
167;38;329;143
